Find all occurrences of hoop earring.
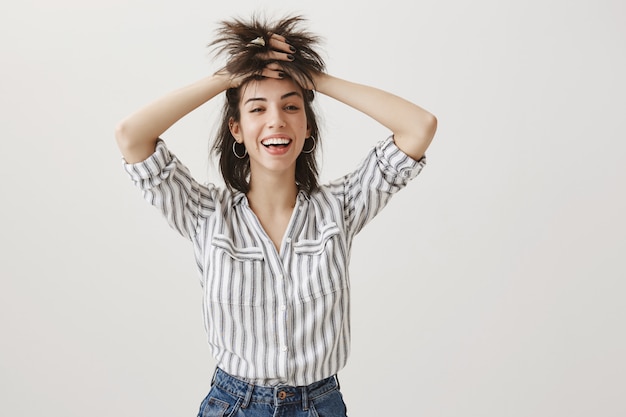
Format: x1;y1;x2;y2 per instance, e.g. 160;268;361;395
232;141;248;159
302;136;316;154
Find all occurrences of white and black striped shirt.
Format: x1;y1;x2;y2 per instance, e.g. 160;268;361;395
124;136;425;386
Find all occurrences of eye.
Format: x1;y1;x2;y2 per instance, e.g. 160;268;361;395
284;104;300;111
249;107;264;113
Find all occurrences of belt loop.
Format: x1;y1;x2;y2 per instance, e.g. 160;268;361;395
273;386;279;408
302;386;309;411
210;368;218;386
334;374;341;391
241;382;254;409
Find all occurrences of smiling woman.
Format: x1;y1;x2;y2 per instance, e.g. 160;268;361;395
234;81;309;170
215;76;322;194
115;13;436;417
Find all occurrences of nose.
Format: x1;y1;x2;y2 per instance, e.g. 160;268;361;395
267;105;286;128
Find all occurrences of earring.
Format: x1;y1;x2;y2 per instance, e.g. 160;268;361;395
302;136;316;154
232;141;248;159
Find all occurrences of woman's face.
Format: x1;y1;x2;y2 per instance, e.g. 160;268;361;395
230;77;310;178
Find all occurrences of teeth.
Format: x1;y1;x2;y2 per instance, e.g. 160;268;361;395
262;137;291;146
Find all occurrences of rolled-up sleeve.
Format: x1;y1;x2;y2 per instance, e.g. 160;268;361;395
333;135;427;236
123;139;206;240
374;135;426;186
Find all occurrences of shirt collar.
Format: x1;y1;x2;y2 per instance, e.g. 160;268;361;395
231;189;310;208
232;191;247;207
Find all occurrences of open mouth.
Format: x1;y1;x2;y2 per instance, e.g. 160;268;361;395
261;137;292;148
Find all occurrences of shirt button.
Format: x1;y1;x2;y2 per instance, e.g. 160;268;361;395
281;346;288;352
280;305;287;312
276;274;283;280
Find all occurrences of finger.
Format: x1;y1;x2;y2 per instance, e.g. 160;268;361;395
269;33;287;43
257;50;295;62
260;67;285;79
268;33;296;54
265;62;284;72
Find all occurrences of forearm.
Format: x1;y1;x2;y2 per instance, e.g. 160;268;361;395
115;73;230;163
314;73;437;160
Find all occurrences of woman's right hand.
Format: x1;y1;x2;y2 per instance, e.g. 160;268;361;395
260;33;297;62
217;33;297;89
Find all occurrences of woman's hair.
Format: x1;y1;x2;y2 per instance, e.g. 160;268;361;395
209;14;326;194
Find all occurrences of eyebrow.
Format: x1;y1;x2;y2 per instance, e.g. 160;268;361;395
244;91;302;105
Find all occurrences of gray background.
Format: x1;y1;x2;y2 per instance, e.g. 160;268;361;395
1;0;625;416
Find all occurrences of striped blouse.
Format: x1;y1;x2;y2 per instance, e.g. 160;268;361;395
123;136;425;386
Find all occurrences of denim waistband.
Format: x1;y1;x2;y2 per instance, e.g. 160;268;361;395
211;368;339;409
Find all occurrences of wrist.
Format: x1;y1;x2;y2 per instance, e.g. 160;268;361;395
210;71;233;90
312;72;334;94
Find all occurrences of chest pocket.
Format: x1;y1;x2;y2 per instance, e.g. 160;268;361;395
292;222;347;302
293;222;341;255
208;234;265;306
211;234;264;261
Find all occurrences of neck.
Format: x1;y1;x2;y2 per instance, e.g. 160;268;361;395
247;171;299;212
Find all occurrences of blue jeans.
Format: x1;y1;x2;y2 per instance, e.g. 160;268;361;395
197;368;348;417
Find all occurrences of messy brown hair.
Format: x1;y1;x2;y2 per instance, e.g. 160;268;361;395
209;14;326;194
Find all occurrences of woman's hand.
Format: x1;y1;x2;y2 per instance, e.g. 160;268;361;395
259;33;296;63
217;33;298;88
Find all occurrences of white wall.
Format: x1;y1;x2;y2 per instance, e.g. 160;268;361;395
1;0;624;416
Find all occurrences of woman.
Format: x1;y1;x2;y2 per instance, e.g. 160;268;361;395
116;14;436;417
